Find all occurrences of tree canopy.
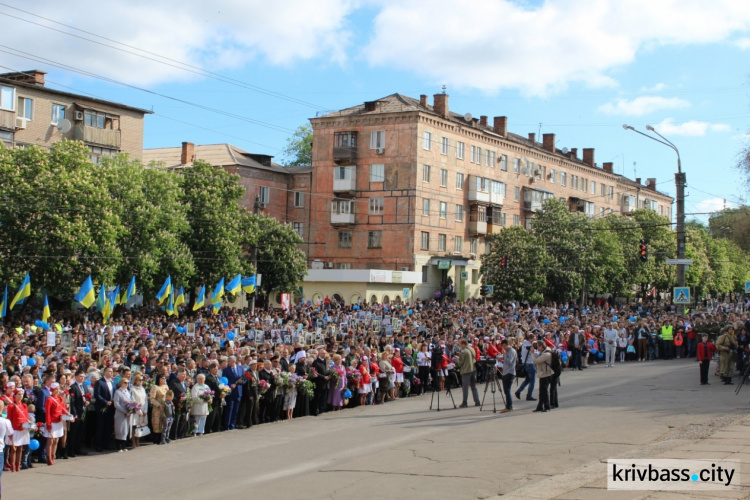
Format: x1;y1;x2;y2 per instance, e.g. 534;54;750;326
281;124;313;167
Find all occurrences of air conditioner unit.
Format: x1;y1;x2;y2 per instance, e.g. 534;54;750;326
469;253;477;260
534;169;541;177
401;266;410;271
375;148;385;155
325;262;334;268
15;118;27;130
74;110;84;121
529;177;536;183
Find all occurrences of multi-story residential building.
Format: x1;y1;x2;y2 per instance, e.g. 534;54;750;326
0;70;150;160
308;93;673;303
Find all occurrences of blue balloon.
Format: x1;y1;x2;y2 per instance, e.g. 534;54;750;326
613;316;617;321
588;339;595;346
598;352;604;359
384;306;388;311
514;315;518;319
35;320;51;330
219;377;228;385
561;355;568;363
226;332;235;341
559;317;565;322
223;322;228;328
28;439;40;451
27;358;36;367
591;348;598;355
408;310;413;315
84;379;91;386
646;312;651;316
83;346;91;353
344;389;352;399
630;316;636;323
543;318;550;324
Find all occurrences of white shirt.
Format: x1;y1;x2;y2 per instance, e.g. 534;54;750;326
603;328;618;344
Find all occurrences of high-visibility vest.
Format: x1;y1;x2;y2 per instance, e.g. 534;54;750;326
660;325;673;341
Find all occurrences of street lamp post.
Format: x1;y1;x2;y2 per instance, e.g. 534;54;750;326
622;124;687;288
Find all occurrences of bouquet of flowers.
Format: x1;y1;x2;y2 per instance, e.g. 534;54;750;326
273;372;285;389
125;401;142;415
219;385;231;397
199;388;215;404
329;368;340;386
299;379;315;398
278;371;293;389
177;393;194;412
258;380;270;395
22;391;37;406
288;373;303;389
310;367;319;379
346;367;362;388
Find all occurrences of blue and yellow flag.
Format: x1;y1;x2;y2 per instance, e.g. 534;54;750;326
242;275;256;294
226;274;241;295
10;272;30;310
156;276;172;304
96;284;107;312
0;285;7;319
74;276;96;309
103;286;118;324
166;290;176;316
192;285;205;311
42;294;50;323
126;275;136;302
210;278;224;312
175;286;185;308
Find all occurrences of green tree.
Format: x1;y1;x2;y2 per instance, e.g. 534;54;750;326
482;227;547;303
588;217;629;297
631;208;674;293
708;207;750;253
281;124;313;167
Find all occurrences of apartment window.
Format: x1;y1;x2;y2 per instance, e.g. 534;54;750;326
540;165;546;180
423;164;431;183
470;237;478;254
600;207;606;217
368;163;384;183
422;266;429;283
51;104;66;125
513;215;520;226
590;181;597;195
368;231;382;248
440;136;449;155
549;168;556;184
258;186;270;205
338;231;352;248
582;178;588;192
571;175;579;190
471;146;482;163
369;197;384;215
293;191;304;207
292;222;304;238
334;166;352;180
501;212;507;227
454;236;463;252
456;172;464;190
369;130;385;149
438;234;447;252
476;176;488;192
17;97;33;121
331;199;353;214
491;180;505;199
455;204;464;222
500;154;507;171
456;141;465;159
472;269;479;284
440;168;448;187
514;186;520;202
423;131;432;150
89;146;117;165
339;263;352;269
513;158;520;173
486;150;496;167
560;172;567;187
422;198;430;216
600;183;606;197
439;201;447;218
421;231;430;250
608;186;614;200
0;86;15;111
84;110;118;129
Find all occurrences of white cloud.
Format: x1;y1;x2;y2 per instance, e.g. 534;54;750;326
651;118;731;136
364;0;750;95
695;197;734;214
598;96;690;116
640;83;668;92
0;0;355;85
734;37;750;49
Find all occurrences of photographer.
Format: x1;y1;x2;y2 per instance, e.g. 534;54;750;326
500;339;516;413
457;340;480;408
532;340;553;413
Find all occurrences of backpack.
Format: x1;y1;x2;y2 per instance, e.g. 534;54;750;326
549;350;562;378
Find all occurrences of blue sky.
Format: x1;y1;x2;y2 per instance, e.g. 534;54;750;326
2;0;750;221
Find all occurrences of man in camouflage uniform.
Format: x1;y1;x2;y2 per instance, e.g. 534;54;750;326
716;324;737;385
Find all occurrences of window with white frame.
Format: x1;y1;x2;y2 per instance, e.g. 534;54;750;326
293;222;304;238
500;154;507;171
501;212;507;227
440;136;449;155
513;214;520;226
422;198;430;216
455;204;464;222
486;150;496;167
440;168;448;187
514;186;520;202
334;166;352;180
590;181;597;195
439;201;447;218
513;157;520;173
89;146;117;165
370;163;385;182
339;263;352;269
294;191;304;207
454;236;463;252
608;186;614;200
51;104;65;125
259;186;270;205
549;168;556;184
438;234;447;251
421;231;430;250
471;145;482;163
0;86;14;111
582;178;588;192
17;97;33;122
368;231;382;248
456;172;464;190
423;164;431;183
470;237;478;254
560;172;567;187
456;141;465;159
423;131;432;150
331;199;353;214
369;130;385;149
491;180;505;199
0;130;12;148
338;231;352;248
601;183;606;197
369;197;384;215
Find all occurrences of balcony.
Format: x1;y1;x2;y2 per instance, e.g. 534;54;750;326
468;220;487;235
331;199;355;225
333;166;356;193
74;124;121;149
489;191;504;206
333;131;357;164
523;187;553;212
487;222;503;234
331;212;355;225
468;178;490;204
0;110;15;130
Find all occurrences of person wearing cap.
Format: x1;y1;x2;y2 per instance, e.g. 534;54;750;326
44;382;71;465
716;325;737;385
697;333;717;385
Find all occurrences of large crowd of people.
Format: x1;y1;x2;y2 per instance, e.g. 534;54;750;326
0;295;747;485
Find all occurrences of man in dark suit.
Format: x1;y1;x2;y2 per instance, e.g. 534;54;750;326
204;362;222;434
222;356;243;430
67;370;89;457
237;357;258;428
258;360;277;423
311;348;330;416
94;366;115;452
168;367;188;440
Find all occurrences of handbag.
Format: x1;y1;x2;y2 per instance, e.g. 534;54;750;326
134;425;151;438
516;347;530;378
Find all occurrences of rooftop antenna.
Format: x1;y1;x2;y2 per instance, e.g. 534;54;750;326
538;122;542;138
441;85;446;94
633;161;637;180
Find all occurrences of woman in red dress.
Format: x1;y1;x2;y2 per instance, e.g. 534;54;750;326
6;389;29;472
44;383;72;466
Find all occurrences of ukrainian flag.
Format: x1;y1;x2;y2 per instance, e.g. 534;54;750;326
242;275;256;294
226;274;241;295
126;275;136;302
42;295;50;323
166;290;176;316
156;276;172;304
0;285;7;319
175;286;185;308
74;276;96;309
96;284;107;312
192;285;205;311
102;286;117;324
211;278;224;311
9;272;30;310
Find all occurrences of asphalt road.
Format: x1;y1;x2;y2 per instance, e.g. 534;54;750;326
6;359;748;500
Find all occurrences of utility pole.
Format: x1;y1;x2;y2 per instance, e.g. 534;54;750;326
250;194;261;314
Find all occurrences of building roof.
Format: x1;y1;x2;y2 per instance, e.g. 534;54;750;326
142;143;288;173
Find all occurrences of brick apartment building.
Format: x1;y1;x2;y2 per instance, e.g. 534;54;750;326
308;93;673;302
0;70;150;160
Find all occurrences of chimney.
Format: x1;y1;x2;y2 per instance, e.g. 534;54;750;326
570;148;578;159
419;94;427;107
528;133;536;143
479;115;488;127
635;177;642;186
493;116;507;136
542;133;555;153
602;162;613;174
582;148;595;166
433;94;449;117
0;69;46;86
181;142;195;165
646;178;657;190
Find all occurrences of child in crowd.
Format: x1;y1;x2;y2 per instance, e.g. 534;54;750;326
161;391;174;445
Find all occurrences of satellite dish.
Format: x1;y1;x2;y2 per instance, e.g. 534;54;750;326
464;113;473;122
561;147;569;155
57;119;72;134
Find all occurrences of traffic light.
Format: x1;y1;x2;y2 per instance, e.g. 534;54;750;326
639;239;648;262
480;285;488;296
500;255;507;268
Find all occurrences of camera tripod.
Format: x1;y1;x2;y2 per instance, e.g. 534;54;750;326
479;361;506;413
429;369;457;411
734;362;750;396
